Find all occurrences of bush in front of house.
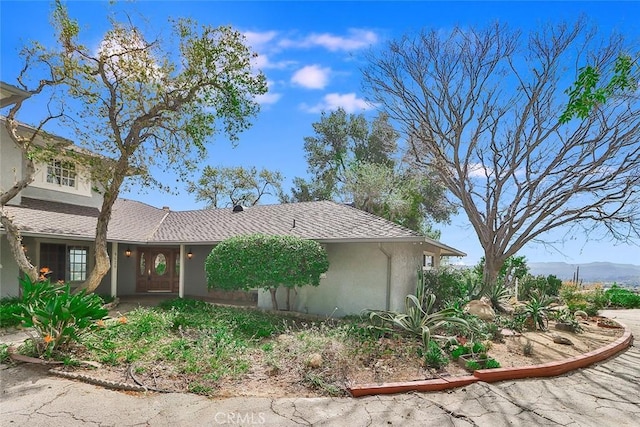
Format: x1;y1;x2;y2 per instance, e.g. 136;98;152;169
205;234;329;311
14;276;108;357
0;296;23;328
420;267;478;311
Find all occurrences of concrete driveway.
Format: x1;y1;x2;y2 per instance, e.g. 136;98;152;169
1;309;638;426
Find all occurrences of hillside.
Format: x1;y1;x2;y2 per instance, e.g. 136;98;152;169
528;262;640;287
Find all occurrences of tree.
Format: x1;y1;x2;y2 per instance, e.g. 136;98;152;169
187;165;283;208
15;2;267;293
289;108;397;202
560;54;639;123
205;234;329;310
287;108;454;236
1;2;78;283
363;20;640;293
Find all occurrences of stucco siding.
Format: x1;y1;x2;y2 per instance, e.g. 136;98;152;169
257;242;423;316
183;246;213;297
0;131;24;206
0;237;21;296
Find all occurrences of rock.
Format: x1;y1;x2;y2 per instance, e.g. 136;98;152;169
574;310;588;320
464;299;496;321
495;300;515;315
307;353;323;368
552;334;574;345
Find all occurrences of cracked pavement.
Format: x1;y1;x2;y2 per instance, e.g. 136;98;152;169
1;309;639;426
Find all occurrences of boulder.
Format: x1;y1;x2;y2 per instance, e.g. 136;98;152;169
307;353;323;369
464;299;496;321
552;334;574;345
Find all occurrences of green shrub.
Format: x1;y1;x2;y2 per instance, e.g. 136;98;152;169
423;340;448;369
0;296;23;328
519;274;562;300
15;276;108;357
420;268;476;311
485;358;501;369
205;234;329;310
606;285;640;308
364;273;470;351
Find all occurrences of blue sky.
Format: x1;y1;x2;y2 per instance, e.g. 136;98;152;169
1;1;639;267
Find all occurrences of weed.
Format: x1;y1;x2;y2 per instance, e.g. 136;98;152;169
465;360;481;371
304;372;343;396
423;340;448;369
188;382;213;395
485;358;501;369
0;344;9;363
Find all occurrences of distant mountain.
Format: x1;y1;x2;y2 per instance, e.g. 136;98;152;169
528;262;640;286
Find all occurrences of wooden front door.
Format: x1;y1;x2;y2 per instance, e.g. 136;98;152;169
136;247;180;293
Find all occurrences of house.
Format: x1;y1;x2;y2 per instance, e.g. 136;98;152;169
0;82;466;316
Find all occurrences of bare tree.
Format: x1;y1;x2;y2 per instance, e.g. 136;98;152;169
363;20;640;292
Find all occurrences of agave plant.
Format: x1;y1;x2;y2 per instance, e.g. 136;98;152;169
364;272;470;350
518;289;554;331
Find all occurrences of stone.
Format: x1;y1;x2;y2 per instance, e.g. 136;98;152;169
307;353;323;369
574;310;588;320
552;334;574;345
464;299;496;321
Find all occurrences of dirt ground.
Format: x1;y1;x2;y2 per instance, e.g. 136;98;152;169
57;314;625;398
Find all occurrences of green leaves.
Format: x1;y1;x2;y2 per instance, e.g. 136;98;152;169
15;276;108;357
205;234;330;292
560;54;638;123
364;272;470;350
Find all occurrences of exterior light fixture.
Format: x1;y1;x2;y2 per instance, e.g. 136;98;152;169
187;249;193;259
125;247;132;257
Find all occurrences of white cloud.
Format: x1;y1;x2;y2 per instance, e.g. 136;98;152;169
255;80;282;105
291;65;331;89
467;162;493;178
255;92;282;105
252;53;295;70
301;93;376;113
280;29;378;52
243;30;278;49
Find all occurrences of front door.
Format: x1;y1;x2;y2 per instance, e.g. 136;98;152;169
136;247;180;293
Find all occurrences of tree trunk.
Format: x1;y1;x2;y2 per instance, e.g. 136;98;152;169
269;287;279;310
482;254;502;297
285;287;291;311
0;152;38;283
75;158;129;294
0;209;38;283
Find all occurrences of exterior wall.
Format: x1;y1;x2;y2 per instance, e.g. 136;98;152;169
257;241;424;317
0;237;21;297
1;126;103;209
183;245;214;298
0;131;24;205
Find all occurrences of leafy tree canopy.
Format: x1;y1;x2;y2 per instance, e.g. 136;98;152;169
205;234;329;310
188;165;283;208
286;108;454;237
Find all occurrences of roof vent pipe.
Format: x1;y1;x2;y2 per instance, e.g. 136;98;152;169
232;205;244;213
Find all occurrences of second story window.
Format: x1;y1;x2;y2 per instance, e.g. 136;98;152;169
47;160;76;188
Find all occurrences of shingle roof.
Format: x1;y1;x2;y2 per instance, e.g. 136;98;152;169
3;198;466;256
151;200;423;243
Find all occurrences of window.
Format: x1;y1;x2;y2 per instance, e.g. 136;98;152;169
69;246;88;281
39;243;89;283
47;160;76;188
